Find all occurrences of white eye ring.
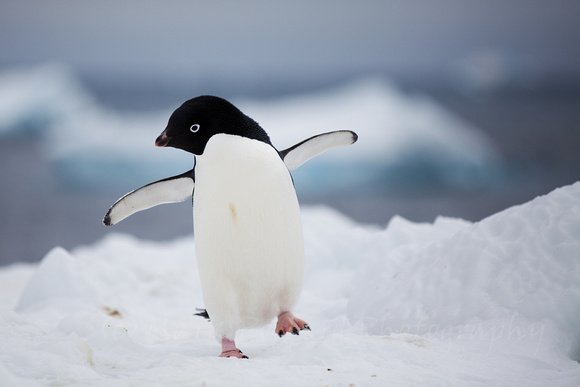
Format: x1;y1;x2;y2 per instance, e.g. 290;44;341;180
190;124;200;133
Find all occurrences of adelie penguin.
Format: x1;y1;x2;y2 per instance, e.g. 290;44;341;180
103;95;358;358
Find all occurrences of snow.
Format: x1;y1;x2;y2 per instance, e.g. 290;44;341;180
0;64;499;192
2;183;580;386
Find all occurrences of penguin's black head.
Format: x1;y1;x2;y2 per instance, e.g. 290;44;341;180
155;95;272;155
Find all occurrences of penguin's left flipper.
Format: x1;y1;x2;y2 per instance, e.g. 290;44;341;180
103;169;194;226
280;130;358;171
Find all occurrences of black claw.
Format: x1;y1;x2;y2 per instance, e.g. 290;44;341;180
278;330;284;337
304;324;311;331
292;327;299;335
242;355;249;359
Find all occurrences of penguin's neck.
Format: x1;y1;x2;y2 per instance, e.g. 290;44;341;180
196;134;279;171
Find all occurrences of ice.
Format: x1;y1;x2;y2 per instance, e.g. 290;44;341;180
238;78;497;165
1;183;580;385
0;65;500;192
238;78;500;192
0;64;92;136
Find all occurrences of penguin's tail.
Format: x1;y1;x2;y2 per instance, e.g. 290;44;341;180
194;308;210;321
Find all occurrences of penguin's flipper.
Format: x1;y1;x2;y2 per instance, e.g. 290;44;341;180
103;169;194;226
280;130;358;171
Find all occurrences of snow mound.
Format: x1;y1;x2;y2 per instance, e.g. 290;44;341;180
1;183;580;385
16;246;100;310
348;182;580;359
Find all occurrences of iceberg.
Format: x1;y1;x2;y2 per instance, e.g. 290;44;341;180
0;64;501;193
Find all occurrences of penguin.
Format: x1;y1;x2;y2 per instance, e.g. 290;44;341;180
103;95;357;358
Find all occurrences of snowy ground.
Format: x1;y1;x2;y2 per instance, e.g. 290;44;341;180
1;182;580;386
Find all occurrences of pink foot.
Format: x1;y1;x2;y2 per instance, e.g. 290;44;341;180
219;337;248;359
276;311;311;337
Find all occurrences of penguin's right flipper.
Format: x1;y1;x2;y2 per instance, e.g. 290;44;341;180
103;169;194;226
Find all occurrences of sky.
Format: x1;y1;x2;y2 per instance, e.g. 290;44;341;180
1;0;580;96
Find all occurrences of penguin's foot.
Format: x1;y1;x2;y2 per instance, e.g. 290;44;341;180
219;338;248;359
276;311;311;337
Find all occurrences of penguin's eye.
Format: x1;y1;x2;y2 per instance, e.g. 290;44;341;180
190;124;201;133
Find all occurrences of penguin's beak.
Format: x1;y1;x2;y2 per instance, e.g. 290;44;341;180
155;130;172;147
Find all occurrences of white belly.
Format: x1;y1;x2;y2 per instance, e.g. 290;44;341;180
193;134;305;339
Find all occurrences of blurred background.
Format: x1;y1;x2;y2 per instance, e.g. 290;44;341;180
1;0;579;265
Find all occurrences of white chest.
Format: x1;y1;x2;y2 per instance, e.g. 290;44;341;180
193;134;301;236
192;134;305;334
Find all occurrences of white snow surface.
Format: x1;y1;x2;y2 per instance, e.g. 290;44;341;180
2;183;580;386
